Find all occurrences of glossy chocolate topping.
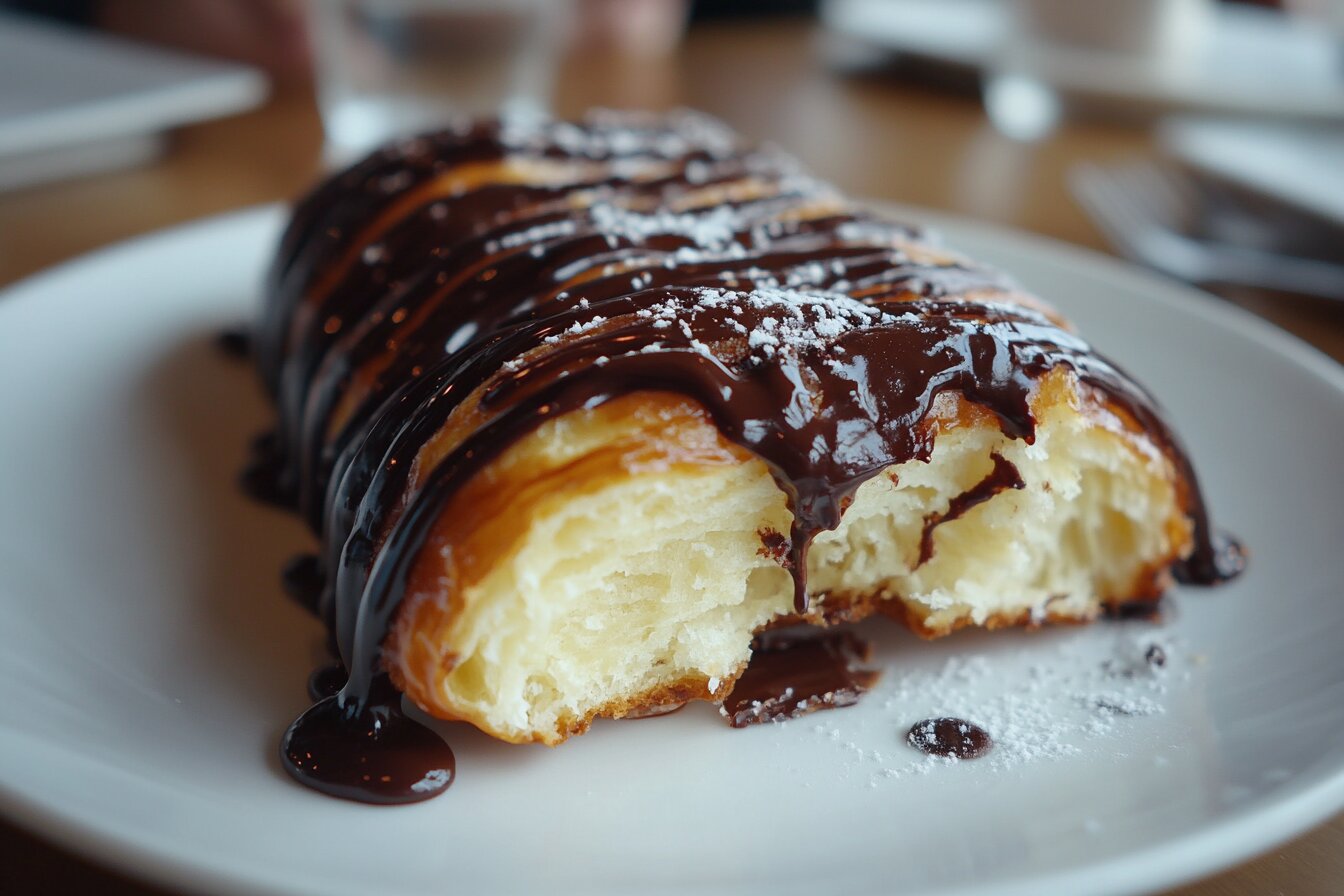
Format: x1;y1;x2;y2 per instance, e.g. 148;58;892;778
255;111;1241;804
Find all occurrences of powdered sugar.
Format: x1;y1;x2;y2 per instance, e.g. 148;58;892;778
792;626;1188;787
486;219;579;253
499;108;739;161
588;203;743;253
512;283;943;384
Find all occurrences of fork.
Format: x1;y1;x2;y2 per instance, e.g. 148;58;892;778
1070;160;1344;302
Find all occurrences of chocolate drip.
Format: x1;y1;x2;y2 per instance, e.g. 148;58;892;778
254;112;1242;804
918;452;1025;566
907;717;993;759
722;630;879;727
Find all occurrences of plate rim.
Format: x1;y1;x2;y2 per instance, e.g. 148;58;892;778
2;203;1343;896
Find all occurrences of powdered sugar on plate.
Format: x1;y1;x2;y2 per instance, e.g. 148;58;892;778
794;620;1191;787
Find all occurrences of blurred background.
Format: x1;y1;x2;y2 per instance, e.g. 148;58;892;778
0;0;1341;893
1;0;1341;326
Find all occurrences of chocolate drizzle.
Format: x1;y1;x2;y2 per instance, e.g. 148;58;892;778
253;111;1241;804
918;452;1025;566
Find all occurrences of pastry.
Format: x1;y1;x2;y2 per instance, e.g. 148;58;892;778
249;110;1242;803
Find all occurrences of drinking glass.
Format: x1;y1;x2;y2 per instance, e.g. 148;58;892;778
309;0;570;162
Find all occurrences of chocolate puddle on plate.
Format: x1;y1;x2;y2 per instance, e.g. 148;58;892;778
907;717;994;759
720;629;881;727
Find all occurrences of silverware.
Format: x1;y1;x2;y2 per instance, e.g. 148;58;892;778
1069;160;1344;302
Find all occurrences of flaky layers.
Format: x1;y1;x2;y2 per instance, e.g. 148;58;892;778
257;110;1233;751
386;370;1190;744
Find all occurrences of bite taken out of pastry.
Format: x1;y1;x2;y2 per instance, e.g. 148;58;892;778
251;109;1243;802
380;291;1206;747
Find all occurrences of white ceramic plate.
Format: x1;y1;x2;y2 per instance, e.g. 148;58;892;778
822;0;1344;122
2;206;1343;896
0;13;266;192
1160;118;1344;231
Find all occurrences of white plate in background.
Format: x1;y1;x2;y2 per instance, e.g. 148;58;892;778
0;206;1343;896
1161;118;1344;230
822;0;1344;121
0;12;266;191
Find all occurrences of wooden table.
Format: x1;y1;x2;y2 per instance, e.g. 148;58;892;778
2;18;1340;896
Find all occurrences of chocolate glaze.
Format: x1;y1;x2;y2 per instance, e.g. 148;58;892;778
907;717;993;759
917;452;1025;566
721;630;879;727
253;111;1241;804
